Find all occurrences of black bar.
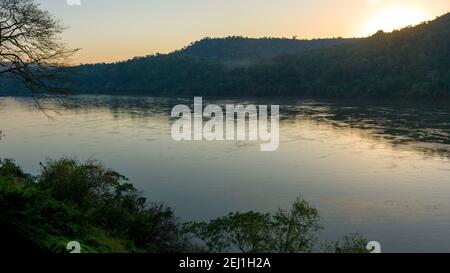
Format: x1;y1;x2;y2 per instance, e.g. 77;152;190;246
2;253;447;272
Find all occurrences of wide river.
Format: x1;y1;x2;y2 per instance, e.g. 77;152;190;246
1;95;449;252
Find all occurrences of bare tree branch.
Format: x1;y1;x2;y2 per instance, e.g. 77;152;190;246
0;0;79;98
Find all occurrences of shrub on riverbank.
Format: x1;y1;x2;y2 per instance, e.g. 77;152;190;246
0;158;369;253
0;158;186;253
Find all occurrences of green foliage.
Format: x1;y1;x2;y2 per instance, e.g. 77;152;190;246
0;158;186;253
0;159;30;180
173;36;352;67
0;159;369;253
0;163;83;252
271;198;322;253
323;233;370;253
183;212;272;253
183;198;322;253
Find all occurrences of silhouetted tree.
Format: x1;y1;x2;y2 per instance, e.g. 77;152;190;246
182;198;322;253
0;0;78;96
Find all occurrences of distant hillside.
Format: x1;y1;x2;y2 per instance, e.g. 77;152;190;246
258;13;450;97
172;36;354;67
2;13;450;98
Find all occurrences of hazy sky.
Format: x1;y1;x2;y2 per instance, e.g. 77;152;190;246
38;0;450;64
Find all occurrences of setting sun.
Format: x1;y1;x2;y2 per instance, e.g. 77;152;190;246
362;8;429;36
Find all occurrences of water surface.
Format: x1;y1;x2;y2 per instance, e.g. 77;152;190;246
1;96;449;252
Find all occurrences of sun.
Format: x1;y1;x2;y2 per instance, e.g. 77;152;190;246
362;8;428;37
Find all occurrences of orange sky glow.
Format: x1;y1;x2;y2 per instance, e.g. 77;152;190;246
38;0;450;64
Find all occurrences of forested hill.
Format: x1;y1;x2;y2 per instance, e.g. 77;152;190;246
1;13;450;98
171;36;353;66
242;13;450;98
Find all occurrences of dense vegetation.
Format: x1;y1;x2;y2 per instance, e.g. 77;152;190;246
0;158;185;253
0;158;368;253
172;36;353;67
1;13;449;98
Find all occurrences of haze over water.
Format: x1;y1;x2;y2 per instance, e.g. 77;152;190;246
1;95;449;252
